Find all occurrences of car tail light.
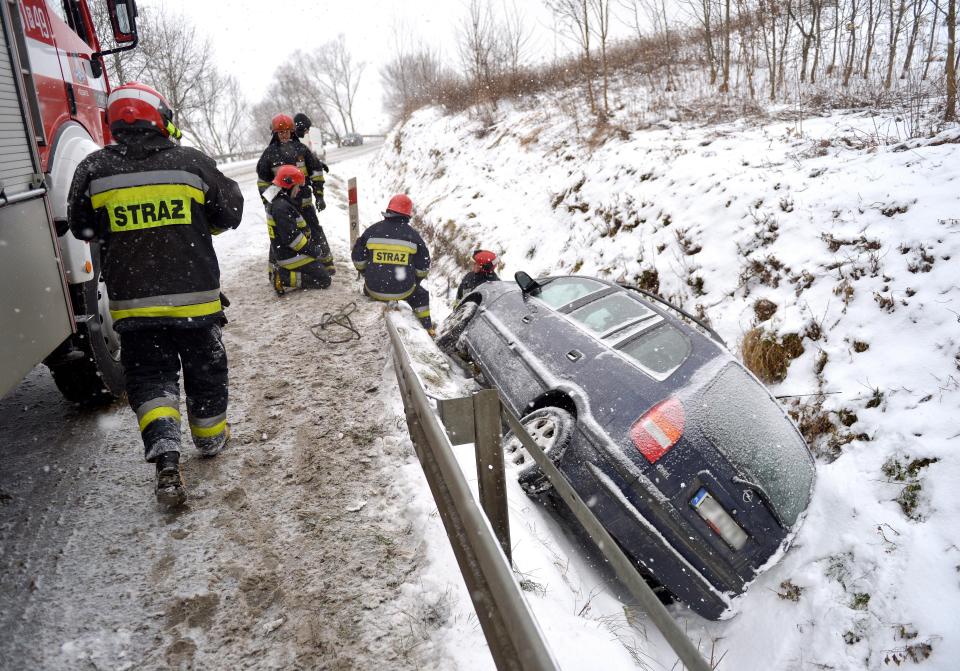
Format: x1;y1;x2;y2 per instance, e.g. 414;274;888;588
691;488;748;550
630;397;684;463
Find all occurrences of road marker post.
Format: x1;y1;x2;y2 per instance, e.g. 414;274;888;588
348;177;359;248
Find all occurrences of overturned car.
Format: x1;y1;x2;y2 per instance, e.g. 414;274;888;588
438;273;816;619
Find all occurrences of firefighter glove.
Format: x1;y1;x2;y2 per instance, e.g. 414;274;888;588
219;292;231;308
319;161;330;173
315;196;326;212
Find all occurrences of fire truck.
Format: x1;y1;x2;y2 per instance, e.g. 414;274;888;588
0;0;138;402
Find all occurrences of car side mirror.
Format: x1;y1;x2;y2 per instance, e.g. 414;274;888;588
515;271;541;296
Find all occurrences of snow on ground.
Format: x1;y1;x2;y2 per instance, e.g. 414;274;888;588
367;96;960;670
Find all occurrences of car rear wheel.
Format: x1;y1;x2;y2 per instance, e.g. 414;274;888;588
436;300;479;358
503;407;575;496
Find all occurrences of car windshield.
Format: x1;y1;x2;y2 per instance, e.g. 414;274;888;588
618;323;690;376
536;277;606;309
569;293;655;335
694;363;815;526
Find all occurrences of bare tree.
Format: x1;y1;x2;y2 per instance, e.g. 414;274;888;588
303;36;366;134
947;0;957;119
791;0;825;82
135;11;215;124
842;0;862;86
458;0;498;105
721;0;731;91
380;34;448;123
186;72;250;157
884;0;908;86
684;0;719;84
922;0;940;79
861;0;884;78
589;0;614;115
499;0;533;75
900;0;931;77
547;0;596;112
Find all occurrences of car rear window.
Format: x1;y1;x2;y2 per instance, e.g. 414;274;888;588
537;277;606;309
569;293;655;335
618;323;690;376
695;363;815;526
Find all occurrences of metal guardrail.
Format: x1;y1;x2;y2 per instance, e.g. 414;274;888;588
386;311;715;671
385;313;560;671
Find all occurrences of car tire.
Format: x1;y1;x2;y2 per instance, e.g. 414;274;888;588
48;244;124;405
436;300;479;358
503;407;575;496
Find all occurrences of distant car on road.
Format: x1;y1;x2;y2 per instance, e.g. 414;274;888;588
437;273;816;619
339;133;363;147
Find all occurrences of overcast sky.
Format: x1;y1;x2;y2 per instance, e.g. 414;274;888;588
139;0;564;134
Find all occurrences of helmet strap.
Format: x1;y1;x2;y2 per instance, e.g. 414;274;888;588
166;120;183;140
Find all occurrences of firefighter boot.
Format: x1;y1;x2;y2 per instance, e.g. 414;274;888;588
272;267;285;296
155;451;186;507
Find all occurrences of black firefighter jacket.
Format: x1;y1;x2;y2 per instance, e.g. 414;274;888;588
68;129;243;331
351;216;430;301
256;135;326;206
267;188;325;269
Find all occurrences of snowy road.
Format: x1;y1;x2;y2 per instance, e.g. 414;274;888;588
0;142;454;670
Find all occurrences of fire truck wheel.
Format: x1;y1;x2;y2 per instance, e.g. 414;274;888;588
49;244;125;405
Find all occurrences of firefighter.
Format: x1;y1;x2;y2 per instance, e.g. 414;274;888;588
257;114;334;277
291;113;334;275
456;249;501;301
266;164;332;293
351;194;433;333
67;82;243;507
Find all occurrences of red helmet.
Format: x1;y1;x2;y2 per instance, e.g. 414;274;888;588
273;164;305;189
107;82;178;138
271;114;295;132
472;249;497;272
384;193;413;218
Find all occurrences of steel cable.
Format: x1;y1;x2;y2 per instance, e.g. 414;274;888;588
311;301;361;344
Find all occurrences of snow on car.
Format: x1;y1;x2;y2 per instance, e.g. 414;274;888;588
437;272;816;619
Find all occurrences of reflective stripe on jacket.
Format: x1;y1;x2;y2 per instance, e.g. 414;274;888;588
269;191;322;267
350;216;430;301
68;131;242;330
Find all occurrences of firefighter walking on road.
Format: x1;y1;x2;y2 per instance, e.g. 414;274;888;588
266;165;332;292
68;82;244;507
351;194;433;333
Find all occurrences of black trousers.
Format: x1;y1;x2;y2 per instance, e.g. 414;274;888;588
120;324;229;462
300;205;333;268
277;260;331;290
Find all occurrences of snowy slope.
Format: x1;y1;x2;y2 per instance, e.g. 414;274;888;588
370;100;960;669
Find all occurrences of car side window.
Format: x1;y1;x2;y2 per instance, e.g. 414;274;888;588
569;293;655;335
618;323;691;377
536;278;606;309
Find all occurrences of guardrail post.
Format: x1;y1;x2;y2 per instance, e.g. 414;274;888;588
473;389;511;563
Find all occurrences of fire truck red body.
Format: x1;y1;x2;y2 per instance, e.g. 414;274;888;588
0;0;138;401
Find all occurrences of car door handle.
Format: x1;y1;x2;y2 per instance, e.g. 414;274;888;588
566;349;583;362
521;314;535;324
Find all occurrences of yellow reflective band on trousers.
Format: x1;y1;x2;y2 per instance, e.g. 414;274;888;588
110;298;222;321
279;255;316;270
91;184;205;233
414;307;431;319
139;406;181;432
190;418;227;438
